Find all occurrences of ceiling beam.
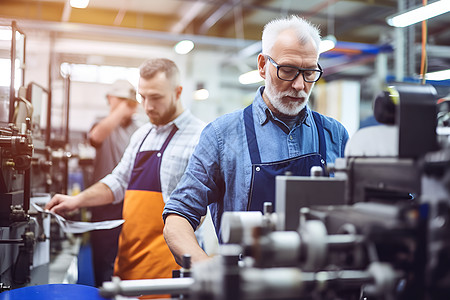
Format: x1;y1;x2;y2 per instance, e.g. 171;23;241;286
171;0;208;34
199;1;235;35
113;0;129;26
0;17;256;49
61;0;71;22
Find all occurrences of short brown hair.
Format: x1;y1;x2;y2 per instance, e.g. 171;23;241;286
139;58;180;87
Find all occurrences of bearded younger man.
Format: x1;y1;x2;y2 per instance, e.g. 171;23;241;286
163;15;349;266
46;58;205;285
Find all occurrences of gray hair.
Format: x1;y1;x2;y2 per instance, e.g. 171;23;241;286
261;15;321;56
139;58;180;87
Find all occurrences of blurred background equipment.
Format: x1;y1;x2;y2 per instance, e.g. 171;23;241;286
1;21;76;292
1;21;49;291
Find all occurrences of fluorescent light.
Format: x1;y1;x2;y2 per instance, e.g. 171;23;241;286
386;0;450;28
425;69;450;81
193;88;209;100
239;70;263;85
70;0;89;9
319;35;337;53
174;40;194;55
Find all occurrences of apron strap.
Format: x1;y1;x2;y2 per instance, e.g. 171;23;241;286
135;125;178;156
312;111;327;163
137;127;153;152
244;104;262;164
159;126;178;153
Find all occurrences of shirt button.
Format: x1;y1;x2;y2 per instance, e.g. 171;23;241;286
289;135;293;140
256;167;260;172
157;153;162;157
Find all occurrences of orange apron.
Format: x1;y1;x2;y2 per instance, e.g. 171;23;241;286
114;126;180;286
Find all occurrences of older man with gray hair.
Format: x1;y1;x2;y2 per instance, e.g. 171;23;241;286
163;15;349;266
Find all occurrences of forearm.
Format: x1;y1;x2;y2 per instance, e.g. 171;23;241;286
164;214;210;266
77;182;115;207
89;110;124;146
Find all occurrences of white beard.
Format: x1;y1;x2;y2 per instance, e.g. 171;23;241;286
264;73;314;116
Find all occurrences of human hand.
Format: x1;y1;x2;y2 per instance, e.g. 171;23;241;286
45;194;80;217
115;100;138;120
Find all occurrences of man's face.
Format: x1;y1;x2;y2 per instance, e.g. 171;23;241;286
138;72;181;126
258;30;319;116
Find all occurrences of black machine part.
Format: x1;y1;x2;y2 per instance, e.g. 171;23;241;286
373;84;438;158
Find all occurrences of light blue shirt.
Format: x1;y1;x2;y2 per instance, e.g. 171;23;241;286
163;87;349;237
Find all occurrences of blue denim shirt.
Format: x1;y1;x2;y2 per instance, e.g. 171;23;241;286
163;86;349;237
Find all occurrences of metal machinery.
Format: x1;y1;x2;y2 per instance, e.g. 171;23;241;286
0;21;71;292
99;83;449;300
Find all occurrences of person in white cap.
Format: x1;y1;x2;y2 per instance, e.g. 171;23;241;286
87;79;142;287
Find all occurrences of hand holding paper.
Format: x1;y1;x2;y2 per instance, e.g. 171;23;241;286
32;202;124;234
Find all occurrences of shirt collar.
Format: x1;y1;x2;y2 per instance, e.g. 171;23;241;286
253;86;311;127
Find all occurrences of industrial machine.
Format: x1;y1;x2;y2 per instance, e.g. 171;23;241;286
99;84;449;300
0;21;70;292
0;21;48;291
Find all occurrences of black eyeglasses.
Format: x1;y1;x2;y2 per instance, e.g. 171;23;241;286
266;56;323;83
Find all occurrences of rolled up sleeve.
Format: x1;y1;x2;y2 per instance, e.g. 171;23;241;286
163;122;224;230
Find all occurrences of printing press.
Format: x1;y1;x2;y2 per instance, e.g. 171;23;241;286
0;22;70;292
0;33;47;291
99;84;450;300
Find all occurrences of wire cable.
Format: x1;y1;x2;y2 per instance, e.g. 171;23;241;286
420;0;428;84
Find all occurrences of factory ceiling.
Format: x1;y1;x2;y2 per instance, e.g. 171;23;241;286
0;0;450;81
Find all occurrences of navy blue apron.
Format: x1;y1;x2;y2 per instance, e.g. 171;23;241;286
244;104;327;212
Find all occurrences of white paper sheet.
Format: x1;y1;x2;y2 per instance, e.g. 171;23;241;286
31;202;125;234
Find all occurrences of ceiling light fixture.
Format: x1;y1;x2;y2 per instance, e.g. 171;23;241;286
320;3;337;54
70;0;89;9
193;83;209;100
319;35;337;53
239;70;263;85
193;88;209;100
386;0;450;28
174;40;194;55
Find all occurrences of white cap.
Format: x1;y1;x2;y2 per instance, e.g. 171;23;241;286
107;80;137;102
